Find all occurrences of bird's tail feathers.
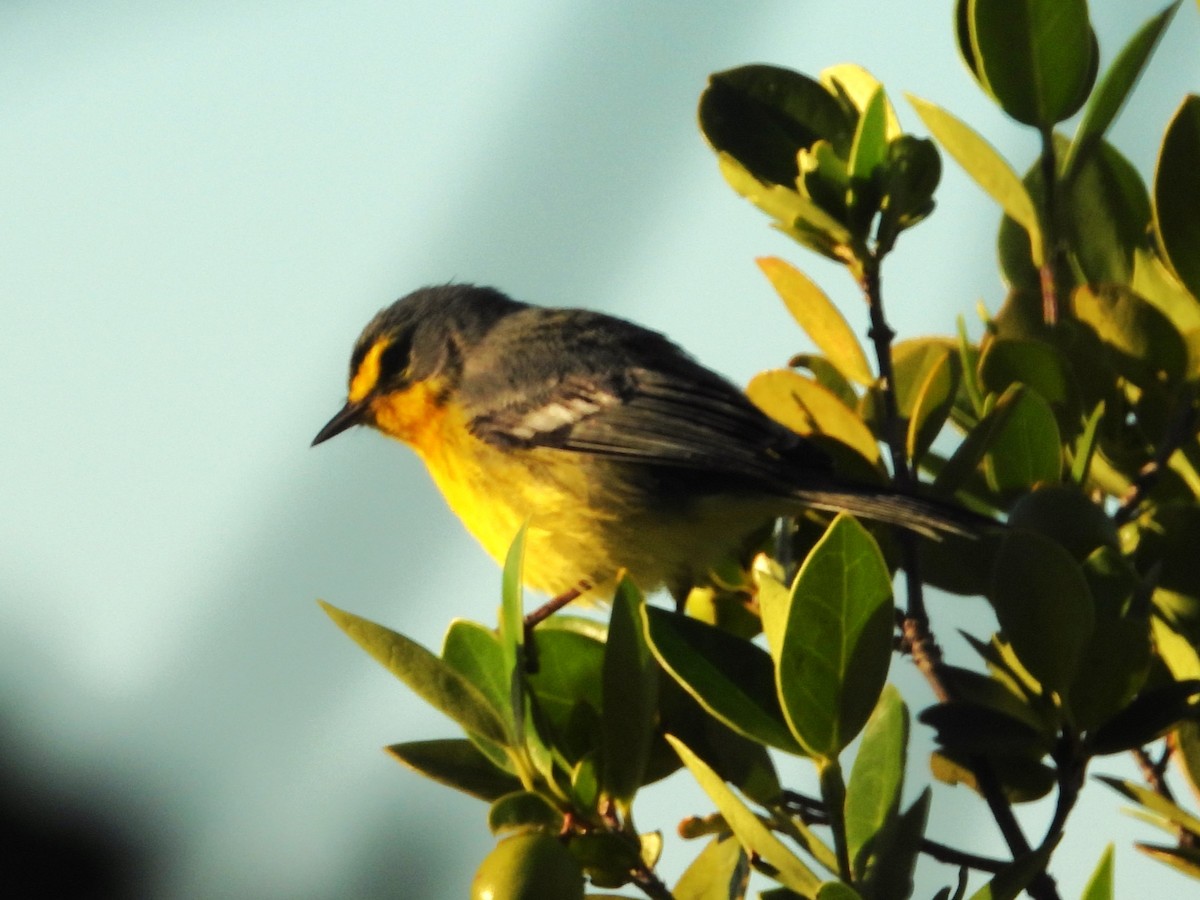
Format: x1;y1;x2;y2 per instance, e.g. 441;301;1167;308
790;486;991;539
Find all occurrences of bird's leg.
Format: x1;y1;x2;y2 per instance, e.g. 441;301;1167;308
522;581;591;672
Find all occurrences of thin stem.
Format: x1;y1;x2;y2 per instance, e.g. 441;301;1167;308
1038;127;1061;327
857;250;1058;899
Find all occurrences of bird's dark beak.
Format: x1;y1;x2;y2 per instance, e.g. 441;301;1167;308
312;400;368;446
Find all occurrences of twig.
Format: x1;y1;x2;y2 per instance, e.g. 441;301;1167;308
857;252;1060;900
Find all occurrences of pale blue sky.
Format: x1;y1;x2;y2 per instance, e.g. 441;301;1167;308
2;2;1197;897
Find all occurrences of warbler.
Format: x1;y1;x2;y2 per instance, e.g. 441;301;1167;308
312;284;978;604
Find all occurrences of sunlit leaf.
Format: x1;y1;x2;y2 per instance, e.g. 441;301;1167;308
320;602;509;745
748;369;881;464
907;347;960;465
668;736;823;896
487;790;564;835
758;257;874;386
1073;284;1188;386
385;740;522;801
673;834;749;900
908;95;1042;261
1079;844;1114;900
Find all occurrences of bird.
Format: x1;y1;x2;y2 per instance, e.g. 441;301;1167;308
312;283;980;608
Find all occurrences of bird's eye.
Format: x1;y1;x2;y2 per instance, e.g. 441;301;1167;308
379;332;414;383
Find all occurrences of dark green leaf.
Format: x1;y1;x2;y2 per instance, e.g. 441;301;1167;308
1065;141;1152;286
967;0;1096;127
600;579;657;811
1087;680;1200;755
861;788;930;900
1068;547;1152;733
1154;95;1200;300
877;135;942;248
845;684;907;880
931;748;1055;804
499;522;528;689
1005;486;1117;562
487;790;564;835
645;606;803;755
1065;2;1181;178
526;629;605;761
932;389;1019;495
920;702;1052;757
385;740;522;801
320;602;509;745
700;65;855;186
977;338;1074;415
1073;284;1188;386
983;385;1062;497
939;664;1056;736
988;530;1094;695
673;834;749;900
816;882;863;900
777;514;894;758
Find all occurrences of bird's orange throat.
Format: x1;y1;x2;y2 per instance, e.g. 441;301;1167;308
368;379;454;454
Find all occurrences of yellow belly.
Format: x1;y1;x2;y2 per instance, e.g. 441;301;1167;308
370;382;780;600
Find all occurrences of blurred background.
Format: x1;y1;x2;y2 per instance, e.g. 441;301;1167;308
2;2;1198;897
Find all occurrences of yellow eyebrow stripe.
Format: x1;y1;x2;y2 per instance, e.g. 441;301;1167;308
348;339;390;404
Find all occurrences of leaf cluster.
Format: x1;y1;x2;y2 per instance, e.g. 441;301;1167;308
320;2;1200;897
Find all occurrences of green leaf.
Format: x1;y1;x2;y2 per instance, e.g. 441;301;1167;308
645;606;803;755
1005;486;1117;563
862;788;930;900
500;522;528;684
717;153;853;259
907;346;961;465
817;882;863;900
758;256;874;387
487;790;564;835
1064;141;1153;287
845;684;907;879
1068;547;1151;733
776;514;894;758
667;736;823;896
1065;2;1180;178
1154;95;1200;300
442;620;511;725
600;578;657;811
1071;401;1105;484
385;739;522;801
1079;844;1114;900
966;0;1096;127
908;95;1042;261
978;338;1073;413
700;65;856;186
673;834;749;900
983;385;1062;497
877;134;943;248
320;602;509;745
525;629;605;761
846;87;889;232
1177;721;1200;803
921;702;1053;757
988;530;1094;695
1073;284;1188;386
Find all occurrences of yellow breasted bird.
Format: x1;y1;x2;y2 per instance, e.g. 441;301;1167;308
313;284;979;605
